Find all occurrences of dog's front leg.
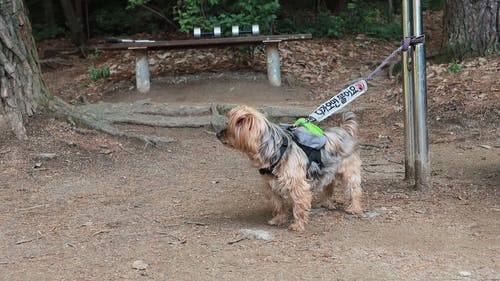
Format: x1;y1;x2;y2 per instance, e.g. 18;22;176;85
288;181;312;231
263;180;288;226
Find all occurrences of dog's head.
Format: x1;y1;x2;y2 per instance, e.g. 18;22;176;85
216;105;268;155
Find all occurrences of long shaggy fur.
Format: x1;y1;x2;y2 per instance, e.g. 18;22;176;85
217;105;363;231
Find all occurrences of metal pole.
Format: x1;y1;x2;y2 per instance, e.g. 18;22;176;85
402;0;415;181
411;0;431;190
135;50;150;93
265;41;282;87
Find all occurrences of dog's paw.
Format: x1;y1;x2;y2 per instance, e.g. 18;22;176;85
288;222;305;231
268;215;287;226
345;204;363;215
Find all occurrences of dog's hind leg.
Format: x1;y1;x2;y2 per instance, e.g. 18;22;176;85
319;182;337;210
340;154;363;214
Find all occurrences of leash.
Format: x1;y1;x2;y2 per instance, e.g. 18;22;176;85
303;35;425;125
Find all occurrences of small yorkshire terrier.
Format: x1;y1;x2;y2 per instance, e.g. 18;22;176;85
216;105;362;231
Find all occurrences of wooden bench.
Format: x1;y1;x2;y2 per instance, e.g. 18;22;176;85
97;34;312;93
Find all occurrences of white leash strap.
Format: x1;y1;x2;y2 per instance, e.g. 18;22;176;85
308;80;368;122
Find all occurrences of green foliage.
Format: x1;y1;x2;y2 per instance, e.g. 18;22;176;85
275;11;344;38
422;0;445;11
89;49;104;60
342;0;401;40
448;63;462;74
127;0;151;8
360;21;401;41
91;7;159;36
32;23;66;41
89;66;110;81
174;0;280;35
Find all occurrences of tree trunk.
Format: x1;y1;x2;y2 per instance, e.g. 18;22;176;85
42;0;56;28
324;0;348;13
0;0;50;140
58;0;86;48
443;0;499;58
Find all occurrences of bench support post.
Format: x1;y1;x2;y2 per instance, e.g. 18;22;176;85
265;42;281;87
135;50;150;93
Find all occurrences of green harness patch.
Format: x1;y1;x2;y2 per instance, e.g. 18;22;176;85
294;118;324;135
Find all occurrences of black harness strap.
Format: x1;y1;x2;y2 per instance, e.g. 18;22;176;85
259;138;288;175
258;136;323;176
296;143;323;169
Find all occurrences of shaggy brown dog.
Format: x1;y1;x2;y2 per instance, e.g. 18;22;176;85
217;105;362;231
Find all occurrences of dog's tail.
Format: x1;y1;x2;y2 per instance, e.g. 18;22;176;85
341;111;358;137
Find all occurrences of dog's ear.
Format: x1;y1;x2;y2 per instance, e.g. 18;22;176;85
235;113;255;131
226;106;265;154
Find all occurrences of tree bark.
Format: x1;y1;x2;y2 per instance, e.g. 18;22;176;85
0;0;50;140
443;0;499;58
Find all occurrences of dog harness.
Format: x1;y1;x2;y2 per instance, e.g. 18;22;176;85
259;126;327;176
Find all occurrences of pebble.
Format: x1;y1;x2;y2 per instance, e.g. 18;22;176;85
36;153;58;160
414;208;426;214
458;271;471;277
132;260;148;270
360;211;379;218
239;229;273;241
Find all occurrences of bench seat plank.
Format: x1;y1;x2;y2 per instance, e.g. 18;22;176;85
97;34;312;50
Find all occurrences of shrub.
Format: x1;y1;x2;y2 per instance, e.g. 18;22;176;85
91;2;162;36
174;0;280;35
89;66;110;81
448;63;462;73
275;11;344;38
32;23;66;41
342;0;401;40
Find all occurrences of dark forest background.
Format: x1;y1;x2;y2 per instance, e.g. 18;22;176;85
27;0;444;42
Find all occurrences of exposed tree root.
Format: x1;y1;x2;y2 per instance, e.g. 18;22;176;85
49;98;176;145
48;98;366;145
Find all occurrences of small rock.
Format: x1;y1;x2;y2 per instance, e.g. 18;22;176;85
132;260;148;270
360;211;379;218
310;208;329;215
61;140;77;147
479;145;492;149
148;58;157;65
242;258;257;265
458;271;471;277
36;153;58;160
239;229;273;241
99;149;113;155
414;208;426;214
156;52;171;60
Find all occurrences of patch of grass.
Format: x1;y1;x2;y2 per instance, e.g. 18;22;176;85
90;49;104;60
89;66;111;81
448;63;462;74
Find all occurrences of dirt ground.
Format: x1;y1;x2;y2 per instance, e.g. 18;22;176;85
1;13;499;280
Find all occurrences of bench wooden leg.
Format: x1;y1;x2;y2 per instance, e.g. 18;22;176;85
265;42;281;87
135;50;150;93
